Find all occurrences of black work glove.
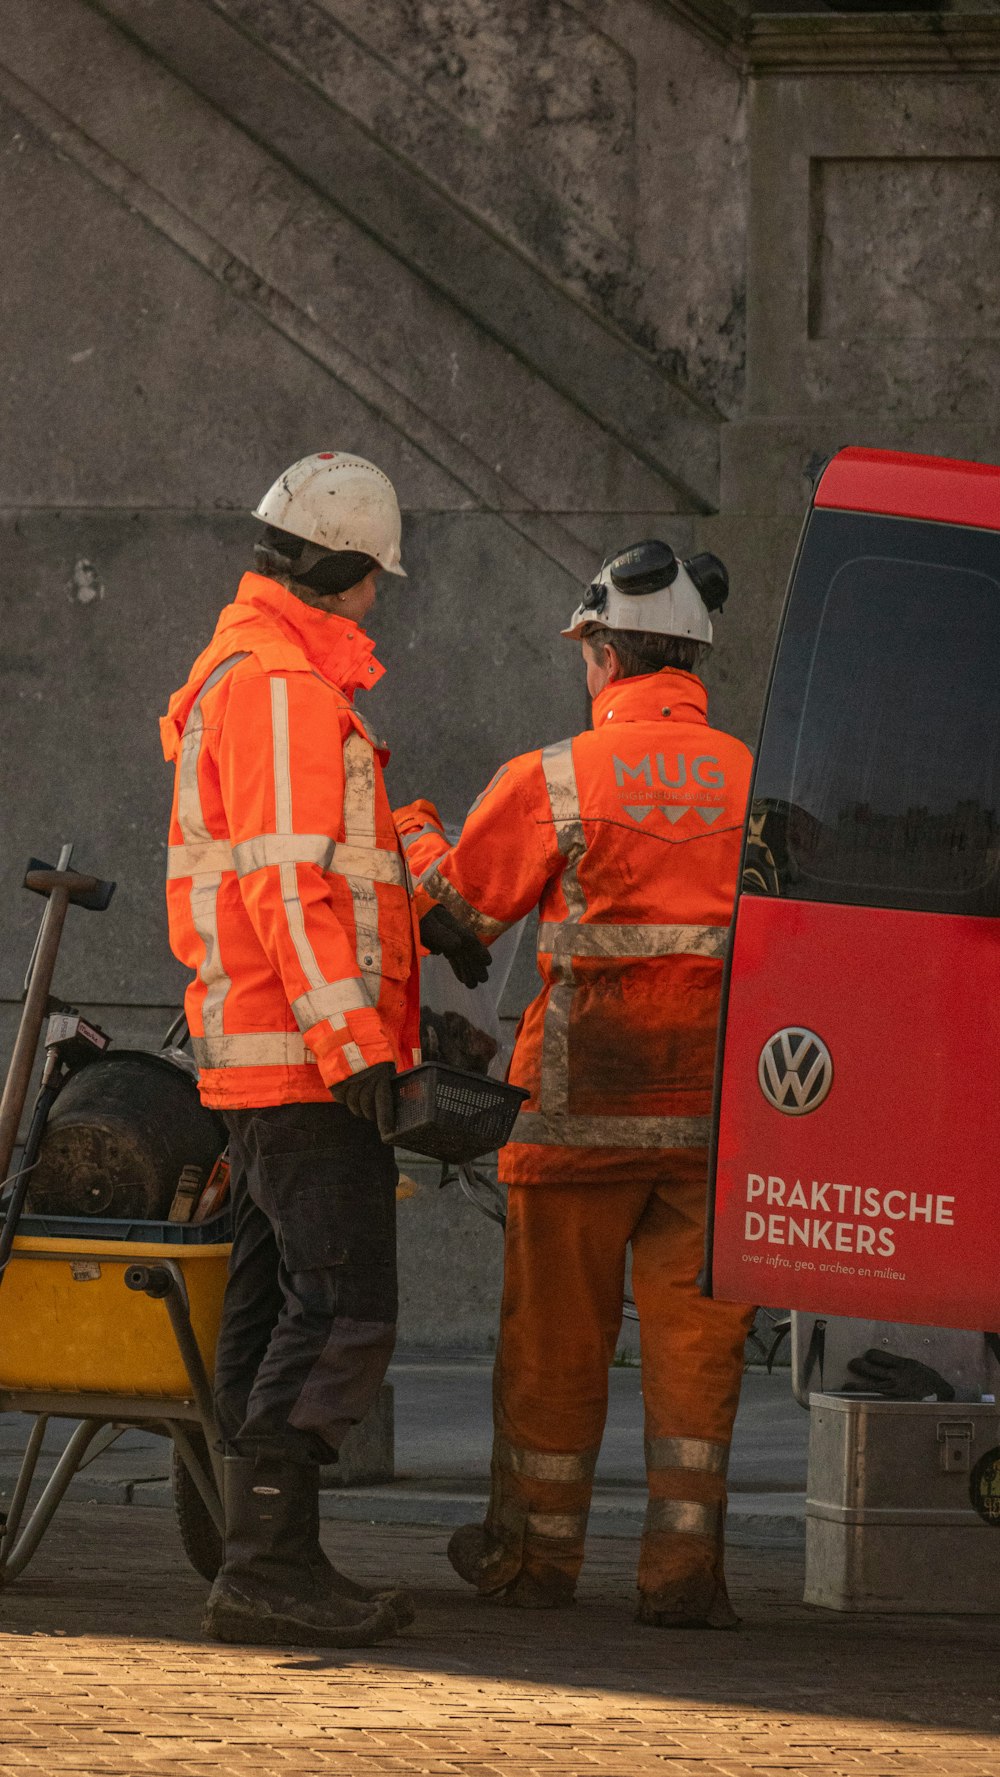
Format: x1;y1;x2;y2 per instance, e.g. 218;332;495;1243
419;904;492;990
843;1349;956;1402
331;1061;397;1136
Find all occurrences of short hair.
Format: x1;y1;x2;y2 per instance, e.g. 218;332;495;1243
581;623;704;678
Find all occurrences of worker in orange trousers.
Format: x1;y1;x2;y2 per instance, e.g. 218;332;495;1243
397;540;756;1627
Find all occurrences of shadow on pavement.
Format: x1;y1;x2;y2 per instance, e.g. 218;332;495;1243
0;1501;998;1749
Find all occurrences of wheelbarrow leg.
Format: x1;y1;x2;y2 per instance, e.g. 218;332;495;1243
73;1424;128;1471
0;1417;107;1583
1;1418;123;1570
168;1421;223;1536
124;1261;223;1496
0;1414;50;1561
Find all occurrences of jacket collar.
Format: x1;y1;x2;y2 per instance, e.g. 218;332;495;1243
231;573;386;696
591;667;709;730
160;573;385;762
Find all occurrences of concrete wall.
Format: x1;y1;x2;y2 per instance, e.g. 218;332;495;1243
2;0;998;1343
715;22;1000;805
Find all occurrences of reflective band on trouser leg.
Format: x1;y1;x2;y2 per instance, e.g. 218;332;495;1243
644;1498;722;1539
645;1435;729;1476
643;1435;729;1545
519;1508;590;1542
483;1183;633;1603
639;1440;729;1614
495;1500;590;1543
631;1155;752;1618
499;1441;599;1484
640;1394;740;1619
485;1435;598;1594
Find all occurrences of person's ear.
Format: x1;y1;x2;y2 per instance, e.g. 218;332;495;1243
603;643;620;683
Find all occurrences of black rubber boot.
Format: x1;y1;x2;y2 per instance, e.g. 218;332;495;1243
203;1454;397;1647
309;1485;416;1628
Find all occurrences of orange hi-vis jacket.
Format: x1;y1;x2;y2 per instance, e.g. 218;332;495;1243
160;573;420;1112
397;669;752;1186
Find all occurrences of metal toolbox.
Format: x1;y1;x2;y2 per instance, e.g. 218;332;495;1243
805;1393;1000;1613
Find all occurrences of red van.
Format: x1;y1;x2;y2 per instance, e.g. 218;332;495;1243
708;447;1000;1332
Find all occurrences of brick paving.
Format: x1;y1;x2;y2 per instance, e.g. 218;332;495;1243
0;1503;998;1775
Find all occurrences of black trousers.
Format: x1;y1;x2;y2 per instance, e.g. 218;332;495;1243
214;1101;398;1464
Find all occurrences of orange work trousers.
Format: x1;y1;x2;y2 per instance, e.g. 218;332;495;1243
482;1153;755;1614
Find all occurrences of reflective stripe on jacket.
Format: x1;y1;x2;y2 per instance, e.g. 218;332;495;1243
161;573;420;1111
398;669;752;1185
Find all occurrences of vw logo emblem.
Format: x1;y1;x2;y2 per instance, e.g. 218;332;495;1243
758;1027;833;1116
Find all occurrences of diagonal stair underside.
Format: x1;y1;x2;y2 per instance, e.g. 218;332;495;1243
217;0;639;322
93;0;720;510
0;7;598;577
0;0;720;580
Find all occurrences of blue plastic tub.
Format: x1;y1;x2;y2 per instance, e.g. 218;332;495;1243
14;1210;232;1245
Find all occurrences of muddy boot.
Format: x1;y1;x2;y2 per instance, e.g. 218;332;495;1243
310;1485;415;1627
447;1522;519;1594
636;1569;739;1630
501;1567;576;1610
447;1524;572;1606
203;1454;397;1647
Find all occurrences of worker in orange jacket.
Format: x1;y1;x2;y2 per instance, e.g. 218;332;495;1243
161;452;489;1648
397;539;755;1628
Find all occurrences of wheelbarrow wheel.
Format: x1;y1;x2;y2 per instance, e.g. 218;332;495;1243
171;1435;222;1583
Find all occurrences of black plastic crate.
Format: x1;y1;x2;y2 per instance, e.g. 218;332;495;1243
386;1064;528;1163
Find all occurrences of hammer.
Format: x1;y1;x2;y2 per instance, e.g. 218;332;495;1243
0;846;116;1193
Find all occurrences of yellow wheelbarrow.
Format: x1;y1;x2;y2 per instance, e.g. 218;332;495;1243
0;1213;229;1584
0;849;229;1585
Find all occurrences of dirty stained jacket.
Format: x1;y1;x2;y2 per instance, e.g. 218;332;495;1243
396;670;752;1186
160;573;420;1111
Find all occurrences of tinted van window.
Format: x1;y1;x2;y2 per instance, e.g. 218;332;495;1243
747;509;1000;915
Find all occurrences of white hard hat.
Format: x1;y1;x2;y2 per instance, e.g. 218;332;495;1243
254;452;406;576
561;540;727;648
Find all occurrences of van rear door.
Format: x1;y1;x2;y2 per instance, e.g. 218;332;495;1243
709;450;1000;1331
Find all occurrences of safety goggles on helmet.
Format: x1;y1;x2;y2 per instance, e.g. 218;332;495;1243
561;539;728;646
